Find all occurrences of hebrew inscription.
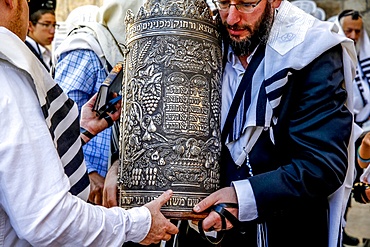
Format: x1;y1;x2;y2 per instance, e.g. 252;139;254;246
119;0;222;219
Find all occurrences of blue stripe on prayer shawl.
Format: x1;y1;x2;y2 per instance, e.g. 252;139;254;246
223;44;266;143
240;80;252;135
360;57;370;65
355;57;370;107
360;57;370;78
256;85;267;126
264;69;291;111
232;67;291;140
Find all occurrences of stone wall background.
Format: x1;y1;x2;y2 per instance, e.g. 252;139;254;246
55;0;370;37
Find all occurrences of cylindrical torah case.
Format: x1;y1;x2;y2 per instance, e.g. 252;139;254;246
118;0;223;220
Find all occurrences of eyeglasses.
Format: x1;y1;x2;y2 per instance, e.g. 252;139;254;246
36;22;60;30
213;0;263;13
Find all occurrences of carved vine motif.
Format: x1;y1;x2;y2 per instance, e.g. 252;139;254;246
120;34;221;192
119;0;222;215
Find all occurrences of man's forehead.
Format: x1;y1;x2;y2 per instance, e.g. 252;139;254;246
343;16;363;28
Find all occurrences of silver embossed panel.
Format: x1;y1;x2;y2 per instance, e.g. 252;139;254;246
119;0;222;219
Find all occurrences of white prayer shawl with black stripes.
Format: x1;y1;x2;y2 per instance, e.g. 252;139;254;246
335;15;370;123
221;1;360;246
0;27;90;201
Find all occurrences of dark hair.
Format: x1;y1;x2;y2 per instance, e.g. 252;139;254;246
28;0;56;22
338;9;362;21
29;9;55;24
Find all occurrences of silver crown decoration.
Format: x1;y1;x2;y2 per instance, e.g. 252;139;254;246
118;0;222;220
125;0;214;27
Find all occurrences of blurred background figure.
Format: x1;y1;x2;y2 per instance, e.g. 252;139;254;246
338;10;370;129
290;0;326;20
26;0;57;72
52;4;100;61
337;9;370;247
53;0;145;209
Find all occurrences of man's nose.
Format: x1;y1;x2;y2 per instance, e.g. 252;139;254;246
347;31;358;42
226;5;242;26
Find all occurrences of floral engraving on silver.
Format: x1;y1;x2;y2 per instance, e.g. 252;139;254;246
118;0;223;219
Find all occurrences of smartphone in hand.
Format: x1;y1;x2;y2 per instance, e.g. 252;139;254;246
93;62;124;118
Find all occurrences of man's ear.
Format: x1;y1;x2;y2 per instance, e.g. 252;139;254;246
4;0;14;9
269;0;282;8
28;20;35;32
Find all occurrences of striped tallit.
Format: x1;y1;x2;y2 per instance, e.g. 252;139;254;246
335;14;370;123
354;30;370;121
353;18;370;117
0;27;90;200
41;84;90;199
221;1;359;246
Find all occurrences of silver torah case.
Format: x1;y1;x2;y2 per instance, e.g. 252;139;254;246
118;0;223;220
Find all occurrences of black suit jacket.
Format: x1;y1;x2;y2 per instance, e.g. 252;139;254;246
220;44;352;247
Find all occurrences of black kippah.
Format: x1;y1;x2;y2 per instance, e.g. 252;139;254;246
338;9;362;21
28;0;56;16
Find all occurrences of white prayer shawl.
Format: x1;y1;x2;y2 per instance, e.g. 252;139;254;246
334;13;370;200
0;27;90;200
54;0;145;72
54;23;122;74
335;15;370;123
95;0;146;45
223;1;360;246
64;5;100;35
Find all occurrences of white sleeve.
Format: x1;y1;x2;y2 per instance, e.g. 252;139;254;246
0;63;150;246
232;179;258;221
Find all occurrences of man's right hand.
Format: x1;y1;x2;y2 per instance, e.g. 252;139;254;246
102;159;119;208
140;190;179;245
80;93;121;138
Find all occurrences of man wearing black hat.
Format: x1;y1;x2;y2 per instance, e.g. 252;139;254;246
25;0;57;72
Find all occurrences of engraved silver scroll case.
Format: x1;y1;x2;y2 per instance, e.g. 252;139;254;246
119;0;223;220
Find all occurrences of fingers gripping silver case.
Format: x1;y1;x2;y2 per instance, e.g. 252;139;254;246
119;0;222;220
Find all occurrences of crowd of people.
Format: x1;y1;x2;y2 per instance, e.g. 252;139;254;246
1;0;370;246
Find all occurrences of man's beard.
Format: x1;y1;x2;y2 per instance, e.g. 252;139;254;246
224;4;274;56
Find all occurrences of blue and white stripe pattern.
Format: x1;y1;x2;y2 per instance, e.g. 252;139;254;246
225;60;290;143
357;56;370;93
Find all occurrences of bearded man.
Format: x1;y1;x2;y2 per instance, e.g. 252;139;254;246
191;0;360;247
100;0;359;246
